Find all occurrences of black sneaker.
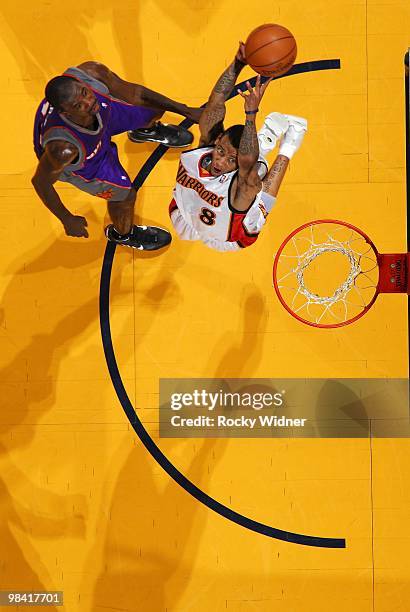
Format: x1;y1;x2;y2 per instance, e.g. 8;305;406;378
128;122;193;148
105;224;172;251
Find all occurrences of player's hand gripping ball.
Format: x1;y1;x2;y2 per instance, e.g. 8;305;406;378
245;24;297;77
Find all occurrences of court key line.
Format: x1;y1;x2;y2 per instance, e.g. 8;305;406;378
100;59;346;548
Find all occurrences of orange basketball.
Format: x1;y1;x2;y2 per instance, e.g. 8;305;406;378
245;24;297;78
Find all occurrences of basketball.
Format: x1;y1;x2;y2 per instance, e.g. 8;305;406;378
245;24;297;78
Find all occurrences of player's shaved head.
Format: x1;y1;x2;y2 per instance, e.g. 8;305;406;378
45;76;77;111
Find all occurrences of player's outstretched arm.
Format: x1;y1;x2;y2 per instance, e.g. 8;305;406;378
77;61;202;124
31;142;89;238
199;43;247;146
237;76;272;172
233;76;273;211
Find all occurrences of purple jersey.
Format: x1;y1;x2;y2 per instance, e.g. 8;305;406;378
33;67;157;190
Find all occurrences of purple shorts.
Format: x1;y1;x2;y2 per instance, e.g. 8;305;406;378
59;99;157;201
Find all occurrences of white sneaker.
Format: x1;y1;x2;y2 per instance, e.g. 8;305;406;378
257;112;289;156
278;114;308;159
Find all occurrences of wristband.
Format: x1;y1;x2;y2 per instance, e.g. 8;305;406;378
245;109;259;115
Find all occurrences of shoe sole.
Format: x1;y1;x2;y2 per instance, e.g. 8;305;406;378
283;114;308;130
263;112;289;131
258;113;289;150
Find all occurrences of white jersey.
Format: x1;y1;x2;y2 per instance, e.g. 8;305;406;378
171;147;268;250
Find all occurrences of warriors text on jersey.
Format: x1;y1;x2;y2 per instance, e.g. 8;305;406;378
171;147;268;250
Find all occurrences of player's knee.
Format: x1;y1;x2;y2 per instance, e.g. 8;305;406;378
110;188;136;208
123;187;137;204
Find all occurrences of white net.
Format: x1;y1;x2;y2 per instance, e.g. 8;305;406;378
274;222;379;327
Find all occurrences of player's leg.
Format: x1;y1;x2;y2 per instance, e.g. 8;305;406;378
107;188;136;235
94;143;171;250
259;114;307;209
107;98;193;148
60;152;172;250
106;188;172;251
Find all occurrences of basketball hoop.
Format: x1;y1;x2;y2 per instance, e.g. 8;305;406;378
273;220;410;328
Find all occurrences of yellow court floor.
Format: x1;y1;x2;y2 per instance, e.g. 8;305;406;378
1;0;410;610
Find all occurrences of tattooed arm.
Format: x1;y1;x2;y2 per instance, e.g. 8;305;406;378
199;43;246;146
232;76;273;212
237;76;272;174
232;114;262;212
238;115;259;172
